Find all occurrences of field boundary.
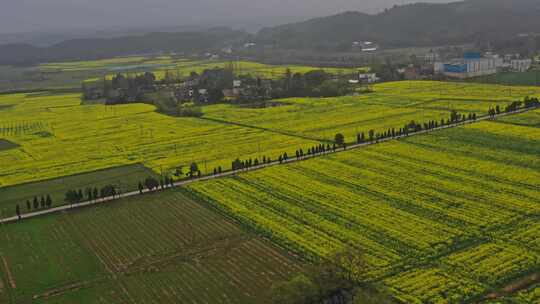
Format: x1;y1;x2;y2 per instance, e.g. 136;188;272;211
199;116;330;143
0;163;153;193
0;105;538;225
1;256;16;289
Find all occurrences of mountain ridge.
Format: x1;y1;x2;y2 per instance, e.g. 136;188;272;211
255;0;540;49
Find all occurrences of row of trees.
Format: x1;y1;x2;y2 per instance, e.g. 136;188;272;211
232;156;272;171
15;195;53;219
235;69;355;103
26;195;53;211
295;143;339;160
354;110;477;145
138;176;175;193
488;97;540;117
65;185;117;206
227;110;476;177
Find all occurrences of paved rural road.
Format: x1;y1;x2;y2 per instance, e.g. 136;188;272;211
0;106;536;224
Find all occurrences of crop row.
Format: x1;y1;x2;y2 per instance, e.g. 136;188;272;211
0;189;301;303
442;242;539;286
187;118;540;302
384;267;485;303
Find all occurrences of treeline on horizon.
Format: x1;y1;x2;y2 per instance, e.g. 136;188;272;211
1;0;540;66
255;0;540;52
0;28;247;66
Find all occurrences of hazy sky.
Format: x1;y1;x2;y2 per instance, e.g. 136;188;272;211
2;0;458;34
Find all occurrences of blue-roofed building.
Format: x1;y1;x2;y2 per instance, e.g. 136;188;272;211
436;53;502;79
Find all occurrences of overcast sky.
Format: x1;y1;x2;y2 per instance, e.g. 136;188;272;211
2;0;458;34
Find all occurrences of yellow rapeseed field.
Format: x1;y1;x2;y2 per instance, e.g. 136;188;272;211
188;115;540;302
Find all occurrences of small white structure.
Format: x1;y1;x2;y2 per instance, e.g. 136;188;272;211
233;80;242;88
424;51;440;64
510;59;532;72
353;41;378;52
244;42;257;48
358;73;380;83
221;46;233;54
434;62;445;74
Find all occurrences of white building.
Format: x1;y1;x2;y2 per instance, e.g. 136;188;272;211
352;41;378;52
510;59;532;72
358;73;380;83
424;51;440;64
434;62;445;74
465;58;499;76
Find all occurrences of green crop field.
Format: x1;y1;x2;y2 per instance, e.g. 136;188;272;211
1;81;538;193
0;189;301;304
471;71;540;86
1;79;539;303
1;55;361;92
0;164;158;218
0;92;318;189
38;55;361;83
187;112;540;303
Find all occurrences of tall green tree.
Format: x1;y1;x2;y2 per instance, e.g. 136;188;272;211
144;177;159;191
93;187;99;200
65;190;79;206
46;195;52;208
335;133;345;146
189;162;199;178
138;181;144;194
271;274;319;304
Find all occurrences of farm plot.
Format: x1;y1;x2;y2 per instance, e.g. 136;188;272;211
0;215;106;303
0;189;301;304
441;242;539;286
383;267;485;303
40;55;360;83
0;92;318;188
187;117;540;302
374;81;540;101
203;96;451;142
0;139;19;151
0;163;158;218
2;81;537;190
495;108;540;128
470;71;540;87
202;81;540;142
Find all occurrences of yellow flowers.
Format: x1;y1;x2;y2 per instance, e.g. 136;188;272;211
0;93;317;187
188;118;540;302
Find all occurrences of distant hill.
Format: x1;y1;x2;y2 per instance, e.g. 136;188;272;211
255;0;540;49
0;28;247;66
